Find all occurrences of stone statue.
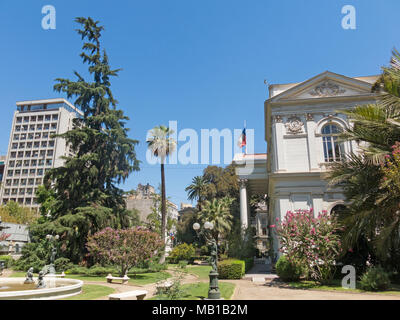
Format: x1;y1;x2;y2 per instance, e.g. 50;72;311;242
209;239;218;272
24;267;34;284
50;247;57;265
36;271;46;289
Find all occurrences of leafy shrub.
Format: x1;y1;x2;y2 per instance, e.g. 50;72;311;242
86;227;163;276
276;256;304;282
275;210;341;284
219;254;228;261
178;260;188;269
147;260;168;272
168;243;195;264
218;259;245;279
54;257;72;272
200;245;209;256
156;271;187;300
360;267;391;291
0;255;14;268
13;242;47;273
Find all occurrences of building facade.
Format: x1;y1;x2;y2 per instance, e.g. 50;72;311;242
234;71;379;257
125;183;179;253
0;98;83;208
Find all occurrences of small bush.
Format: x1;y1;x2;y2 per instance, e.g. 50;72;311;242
200;245;209;256
54;258;72;272
276;256;304;282
168;243;195;264
359;267;391;291
218;259;245;279
178;260;188;269
148;259;168;272
0;255;14;268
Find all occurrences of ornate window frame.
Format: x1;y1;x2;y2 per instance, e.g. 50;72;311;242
315;116;350;164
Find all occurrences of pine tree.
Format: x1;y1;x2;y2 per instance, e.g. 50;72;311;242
33;17;140;263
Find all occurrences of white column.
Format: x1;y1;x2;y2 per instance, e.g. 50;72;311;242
239;179;249;230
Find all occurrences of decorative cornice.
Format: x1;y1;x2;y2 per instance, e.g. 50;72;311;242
238;178;248;188
306;113;314;121
284;116;304;134
273;115;283;123
309;81;346;97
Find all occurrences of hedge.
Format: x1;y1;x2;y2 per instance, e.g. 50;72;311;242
243;258;254;273
0;255;14;268
218;259;245;279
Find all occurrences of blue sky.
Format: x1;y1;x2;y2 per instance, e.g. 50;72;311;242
0;0;399;207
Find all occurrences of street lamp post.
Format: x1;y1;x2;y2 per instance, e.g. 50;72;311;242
193;221;221;300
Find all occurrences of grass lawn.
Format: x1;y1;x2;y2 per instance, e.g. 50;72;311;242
9;270;170;286
63;284;115;300
150;281;236;300
185;265;212;280
288;279;400;295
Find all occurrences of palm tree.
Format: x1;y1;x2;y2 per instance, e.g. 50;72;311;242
185;176;209;211
199;197;233;244
147;125;176;263
326;49;400;267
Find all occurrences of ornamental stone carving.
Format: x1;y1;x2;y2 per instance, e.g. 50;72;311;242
306;113;314;121
285;116;304;134
309;81;346;97
238;178;248;188
273;115;283;123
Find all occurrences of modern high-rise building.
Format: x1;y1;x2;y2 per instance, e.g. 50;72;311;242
0;98;83;209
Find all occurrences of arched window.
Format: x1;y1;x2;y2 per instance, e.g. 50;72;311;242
321;124;344;162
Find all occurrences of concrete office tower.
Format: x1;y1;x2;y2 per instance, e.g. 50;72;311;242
0;98;83;209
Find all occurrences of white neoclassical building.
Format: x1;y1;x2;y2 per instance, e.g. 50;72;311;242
233;71;379;258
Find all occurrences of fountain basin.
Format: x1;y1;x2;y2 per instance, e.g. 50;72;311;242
0;277;83;300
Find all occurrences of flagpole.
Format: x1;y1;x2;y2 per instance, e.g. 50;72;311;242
244;120;247;155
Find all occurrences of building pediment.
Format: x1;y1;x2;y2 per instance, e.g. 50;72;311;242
269;71;378;102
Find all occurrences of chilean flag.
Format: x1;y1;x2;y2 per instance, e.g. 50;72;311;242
238;128;247;148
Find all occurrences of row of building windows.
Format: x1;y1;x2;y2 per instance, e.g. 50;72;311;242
7;168;50;177
16;113;59;123
9;159;53;167
11;141;55;150
4;178;43;186
3;198;38;205
15;120;58;132
10;149;54;158
14;128;57;140
4;188;40;196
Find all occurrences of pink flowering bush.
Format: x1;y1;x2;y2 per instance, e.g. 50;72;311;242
0;233;10;242
274;209;342;284
381;142;400;194
86;227;163;276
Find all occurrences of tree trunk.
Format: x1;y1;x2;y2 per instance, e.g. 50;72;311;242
159;162;167;264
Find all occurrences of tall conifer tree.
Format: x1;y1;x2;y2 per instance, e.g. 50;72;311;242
35;17;140;262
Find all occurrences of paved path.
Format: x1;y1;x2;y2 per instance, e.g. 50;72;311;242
229;280;400;300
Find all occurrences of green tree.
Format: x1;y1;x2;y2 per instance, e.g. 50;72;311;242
327;49;400;271
32;17;140;263
176;208;199;245
198;198;233;244
0;201;37;225
185;176;208;210
147;125;176;263
202;165;239;200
